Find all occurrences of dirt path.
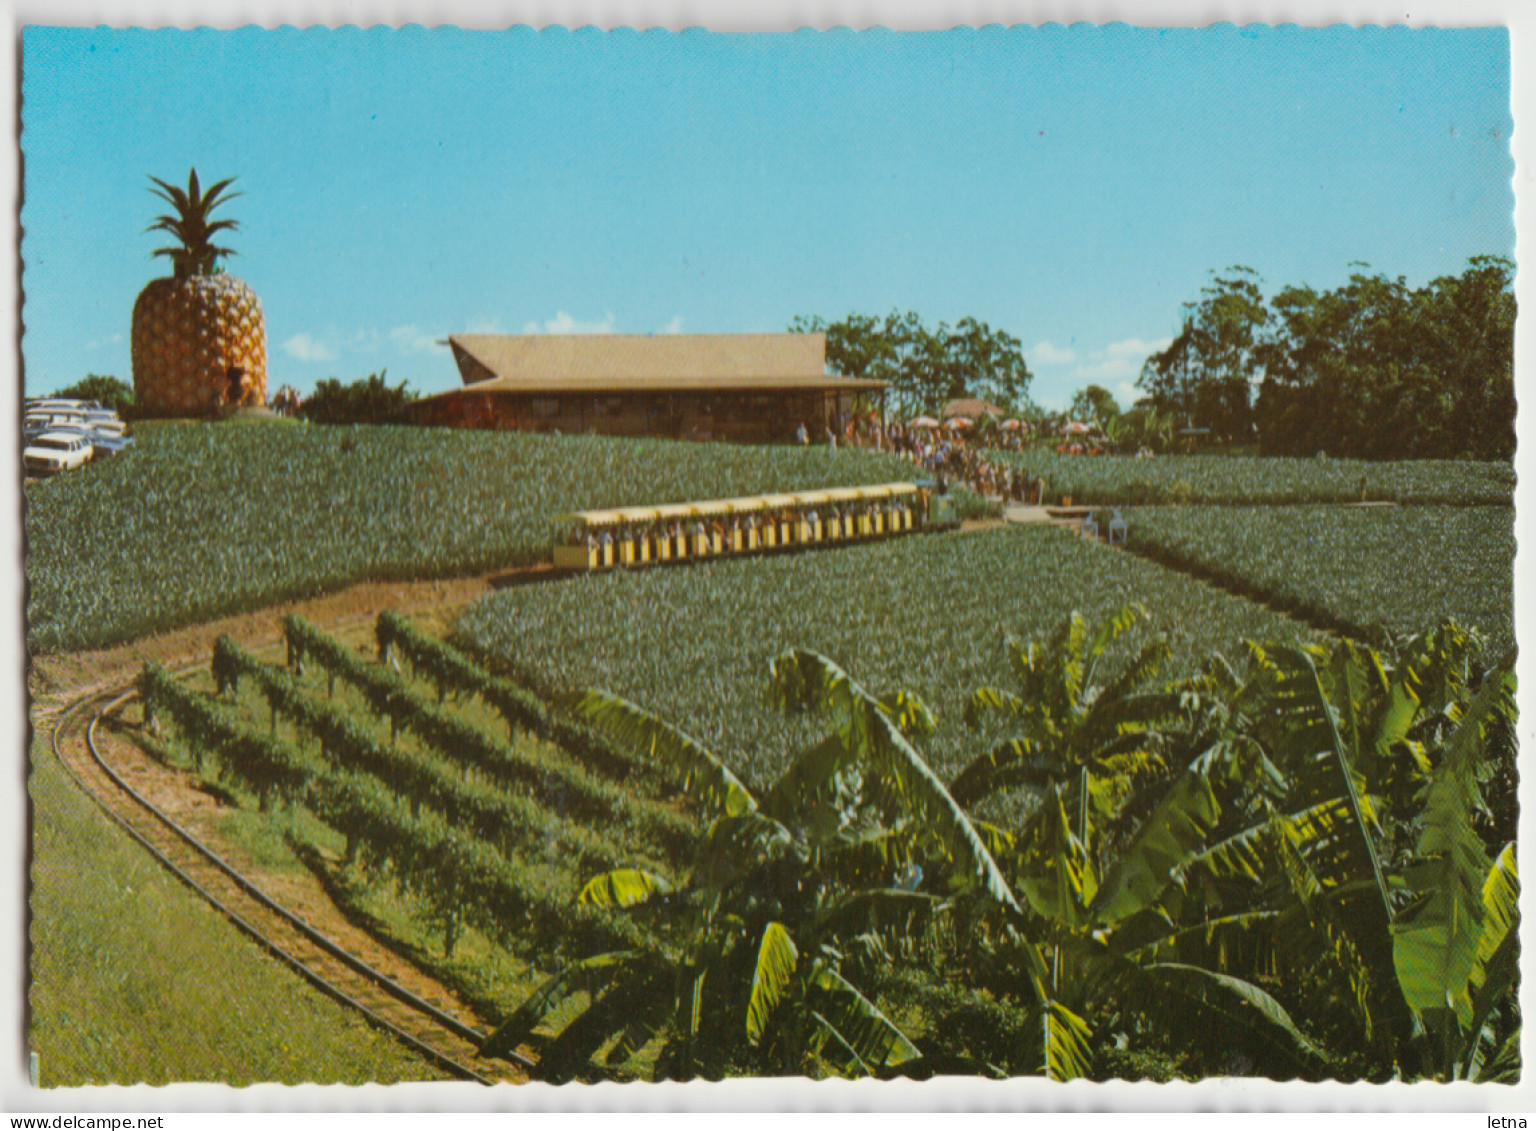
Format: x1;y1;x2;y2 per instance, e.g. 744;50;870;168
28;572;508;719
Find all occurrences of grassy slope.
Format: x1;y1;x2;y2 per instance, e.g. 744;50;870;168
456;525;1322;797
1124;505;1517;655
27;736;447;1087
983;449;1514;506
25;422;920;654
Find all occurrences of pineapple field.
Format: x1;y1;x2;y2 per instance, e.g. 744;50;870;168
25;419;1520;1085
455;523;1326;799
982;448;1515;506
1124;505;1517;655
23;422;935;653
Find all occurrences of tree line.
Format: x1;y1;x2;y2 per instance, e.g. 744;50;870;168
1138;256;1514;461
789;312;1033;419
42;370;419;426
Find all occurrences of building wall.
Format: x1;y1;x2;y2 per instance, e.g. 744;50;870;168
410;389;863;443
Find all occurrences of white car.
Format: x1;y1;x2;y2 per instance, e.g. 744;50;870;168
25;398;96;412
78;410;126;437
24;430;94;477
25;410;90;433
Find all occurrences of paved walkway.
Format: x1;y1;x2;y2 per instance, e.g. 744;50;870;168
1000;502;1112;542
1002;504;1059;525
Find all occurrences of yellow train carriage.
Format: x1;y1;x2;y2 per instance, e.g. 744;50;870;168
716;497;765;552
551;510;624;570
553;482;929;573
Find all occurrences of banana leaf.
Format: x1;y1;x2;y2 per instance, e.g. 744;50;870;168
746;921;798;1044
578;869;674;908
568;688;758;817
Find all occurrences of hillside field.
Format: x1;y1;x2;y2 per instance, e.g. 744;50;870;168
24;422;938;653
1125;505;1516;655
455;524;1323;800
983;449;1513;506
26;423;1520;1085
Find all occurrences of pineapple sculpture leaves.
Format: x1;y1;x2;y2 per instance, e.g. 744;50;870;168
132;168;267;417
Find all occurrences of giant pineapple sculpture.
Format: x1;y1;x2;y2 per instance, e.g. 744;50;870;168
132;169;267;417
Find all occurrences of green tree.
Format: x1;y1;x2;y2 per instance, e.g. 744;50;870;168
1120;402;1176;453
1138;267;1267;439
954;605;1181;847
1212;632;1520;1080
950;607;1332;1080
1067;384;1120;428
300;369;418;426
49;374;135;417
1234;256;1511;460
791;311;1033;419
1424;255;1516;460
1253;267;1434;459
955;609;1521;1081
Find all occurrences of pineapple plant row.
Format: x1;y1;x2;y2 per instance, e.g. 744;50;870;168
131;169;267;417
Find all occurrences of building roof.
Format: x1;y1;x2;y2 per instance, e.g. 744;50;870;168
435;332;885;395
942;398;1007;419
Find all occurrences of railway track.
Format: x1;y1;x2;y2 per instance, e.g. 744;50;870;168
46;674;537;1086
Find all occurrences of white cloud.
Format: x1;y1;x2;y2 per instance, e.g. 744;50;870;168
282;333;337;363
1060;336;1174;385
82;333;123;352
389;324;448;354
1029;340;1076;365
466;316;504;334
520;310;617;335
659;315;685;335
1105;336;1172;359
346;328;382;353
1069;356;1141;383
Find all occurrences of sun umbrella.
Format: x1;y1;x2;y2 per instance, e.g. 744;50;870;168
1000;419;1024;431
944;417;973;429
1063;421;1094;434
909;416;940;428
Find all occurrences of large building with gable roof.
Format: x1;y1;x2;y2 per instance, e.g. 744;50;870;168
407;332;885;443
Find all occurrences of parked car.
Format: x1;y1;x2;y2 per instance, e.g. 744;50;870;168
31;422;133;459
25;410;90;434
25;398;98;412
24;430;94;477
25;412;126;443
88;432;135;459
78;410;126;437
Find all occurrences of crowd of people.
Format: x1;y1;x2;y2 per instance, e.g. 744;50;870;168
797;412;1049;504
912;442;1047;504
800;412;1034;454
269;384;304;417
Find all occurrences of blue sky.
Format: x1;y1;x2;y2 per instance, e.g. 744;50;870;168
20;23;1514;409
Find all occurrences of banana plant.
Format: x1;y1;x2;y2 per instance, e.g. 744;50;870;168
953;604;1193;863
969;730;1328;1079
1387;656;1519;1080
951;609;1447;1078
1178;632;1520;1079
775;625;1319;1078
479;649;1003;1081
